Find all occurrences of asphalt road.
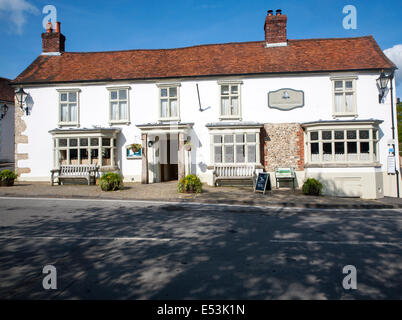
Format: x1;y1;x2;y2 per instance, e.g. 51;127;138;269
0;197;401;299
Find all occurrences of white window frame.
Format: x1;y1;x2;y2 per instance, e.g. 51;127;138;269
157;83;181;121
107;86;131;125
305;124;379;165
57;89;81;127
331;75;357;117
218;80;243;120
210;129;260;165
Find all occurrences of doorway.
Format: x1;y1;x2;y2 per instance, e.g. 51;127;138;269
160;133;178;182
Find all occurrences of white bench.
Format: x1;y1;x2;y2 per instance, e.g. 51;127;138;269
213;164;256;186
274;167;296;190
51;164;99;186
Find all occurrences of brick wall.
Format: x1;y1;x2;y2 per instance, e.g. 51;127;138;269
264;14;287;44
263;123;304;172
41;32;65;53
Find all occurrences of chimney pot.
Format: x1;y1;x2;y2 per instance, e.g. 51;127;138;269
46;21;53;33
267;10;273;16
276;9;282;15
55;22;60;33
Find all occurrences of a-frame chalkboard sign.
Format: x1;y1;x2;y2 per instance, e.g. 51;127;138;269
254;172;271;194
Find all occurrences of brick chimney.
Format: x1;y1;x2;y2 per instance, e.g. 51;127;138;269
264;9;287;47
41;21;65;54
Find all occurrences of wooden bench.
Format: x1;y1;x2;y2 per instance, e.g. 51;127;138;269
51;164;99;186
213;164;256;187
274;167;296;190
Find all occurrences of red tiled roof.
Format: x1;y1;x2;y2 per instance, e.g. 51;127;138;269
12;36;395;85
0;77;14;102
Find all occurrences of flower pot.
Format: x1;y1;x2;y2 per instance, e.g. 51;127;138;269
0;179;15;187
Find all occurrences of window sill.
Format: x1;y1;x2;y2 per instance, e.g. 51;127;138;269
58;123;79;128
332;113;357;118
304;162;381;168
158;118;181;122
109;121;131;126
219;116;242;121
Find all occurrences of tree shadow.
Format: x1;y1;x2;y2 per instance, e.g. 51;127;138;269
0;201;401;299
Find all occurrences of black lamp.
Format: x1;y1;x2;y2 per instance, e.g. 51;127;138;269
15;87;28;115
376;71;390;103
0;103;8;120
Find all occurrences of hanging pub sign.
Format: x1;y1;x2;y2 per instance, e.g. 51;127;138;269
254;172;271;194
268;88;304;111
126;143;142;159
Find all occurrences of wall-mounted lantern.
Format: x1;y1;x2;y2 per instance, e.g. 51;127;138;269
15;87;29;115
0;103;8;120
148;140;154;148
376;70;392;103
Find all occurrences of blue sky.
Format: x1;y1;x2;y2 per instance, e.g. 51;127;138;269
0;0;401;96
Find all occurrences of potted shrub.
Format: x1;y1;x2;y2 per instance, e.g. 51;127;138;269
99;172;124;191
0;169;18;187
302;178;323;196
177;174;202;193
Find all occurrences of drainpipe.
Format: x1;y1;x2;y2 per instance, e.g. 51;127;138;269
389;71;400;198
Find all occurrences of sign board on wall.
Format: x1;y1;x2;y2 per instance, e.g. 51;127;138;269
268;88;304;111
387;155;396;174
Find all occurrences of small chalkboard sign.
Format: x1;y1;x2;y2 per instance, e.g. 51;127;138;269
254;172;271;194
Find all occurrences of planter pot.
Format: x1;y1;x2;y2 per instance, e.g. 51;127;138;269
0;179;15;187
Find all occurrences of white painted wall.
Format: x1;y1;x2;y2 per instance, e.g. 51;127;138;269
16;71;399;196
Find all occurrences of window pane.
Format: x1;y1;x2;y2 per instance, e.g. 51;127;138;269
373;130;378;140
161;99;168;118
214;146;222;163
102;148;111;166
247;145;256;163
236;134;244;143
359;130;369;139
60;93;67;101
111;102;119;120
80;149;88;164
323;143;332;161
345;81;353;89
70;149;78;160
69;138;77;147
69;104;77;122
224;135;233;143
169;87;177;97
60;104;68;122
119;101;127;120
119;89;127;100
335;81;343;90
246;134;256;143
231;97;239;115
345;93;354;113
311;143;319;161
221;85;229;95
310;132;318;141
224;145;234;163
335;93;344;113
335;131;344;139
170;99;177;117
231;85;238;94
360;142;370;157
90;138;99;146
110;90;118;100
322;131;332;140
335;142;345;161
160;88;168;97
347;142;357;153
236;145;245;163
80;138;88;146
102;138;111;146
221;97;229;115
347;130;356;139
68;92;77;102
214;135;222;144
59;150;67;165
91;149;98;164
59;138;67;147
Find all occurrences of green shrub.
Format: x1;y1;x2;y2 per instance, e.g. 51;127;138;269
177;174;202;193
99;172;124;191
302;178;323;196
0;169;17;181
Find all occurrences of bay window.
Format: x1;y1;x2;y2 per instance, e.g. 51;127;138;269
212;132;259;164
304;121;381;165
